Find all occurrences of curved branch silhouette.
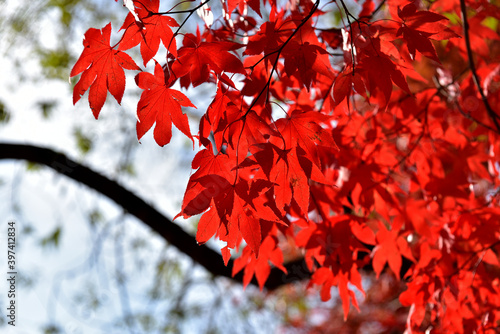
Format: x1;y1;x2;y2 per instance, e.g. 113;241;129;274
0;142;311;289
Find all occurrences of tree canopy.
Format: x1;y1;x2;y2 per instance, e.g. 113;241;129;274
5;0;500;332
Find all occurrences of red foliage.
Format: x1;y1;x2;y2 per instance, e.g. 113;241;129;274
135;61;196;146
70;23;140;118
72;0;500;332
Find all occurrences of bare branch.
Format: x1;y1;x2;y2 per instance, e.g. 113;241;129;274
0;142;310;290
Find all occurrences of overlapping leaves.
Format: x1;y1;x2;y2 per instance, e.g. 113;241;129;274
70;0;500;331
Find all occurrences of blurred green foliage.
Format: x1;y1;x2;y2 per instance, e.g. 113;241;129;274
38;48;73;80
0;100;10;124
74;127;93;154
40;226;62;248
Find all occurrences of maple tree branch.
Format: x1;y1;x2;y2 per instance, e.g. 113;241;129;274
431;67;500;133
355;0;388;21
164;0;213;55
369;0;386;19
455;101;500;134
0;142;311;290
459;0;500;133
448;240;500;280
338;0;356;69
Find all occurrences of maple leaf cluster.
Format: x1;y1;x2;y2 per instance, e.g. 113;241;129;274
71;0;500;332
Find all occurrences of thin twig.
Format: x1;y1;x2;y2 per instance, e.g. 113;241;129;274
359;0;387;20
167;0;213;52
459;0;500;133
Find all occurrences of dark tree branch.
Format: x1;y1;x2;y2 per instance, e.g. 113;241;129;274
0;142;310;290
459;0;500;133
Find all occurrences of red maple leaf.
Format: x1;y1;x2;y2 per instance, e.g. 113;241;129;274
135;61;195;146
172;29;245;87
396;2;459;62
225;0;262;17
282;41;335;89
356;56;411;108
372;221;416;279
333;67;367;105
187;174;267;255
180;147;281;256
178;148;235;219
309;267;361;320
196;198;220;244
244;15;295;64
118;0;179;66
245;143;331;216
275;108;338;169
276;146;310;215
71;23;140;119
232;236;287;289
